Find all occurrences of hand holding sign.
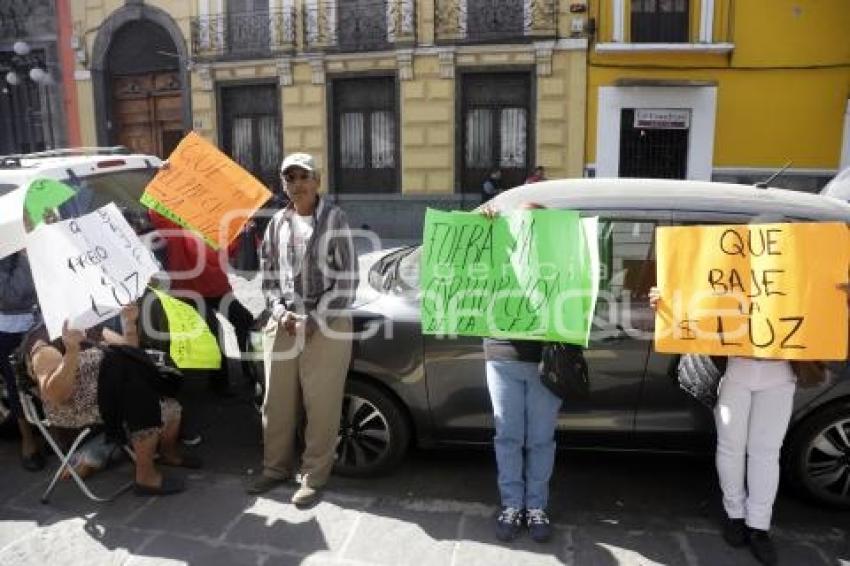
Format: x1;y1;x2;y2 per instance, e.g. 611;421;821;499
0;179;78;259
26;203;160;340
61;320;86;352
654;222;849;360
140;132;272;250
25;179;76;226
420;208;599;346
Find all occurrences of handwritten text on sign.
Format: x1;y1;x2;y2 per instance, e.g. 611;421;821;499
655;222;849;360
420;209;599;346
140;131;272;249
26;203;160;339
151;289;221;370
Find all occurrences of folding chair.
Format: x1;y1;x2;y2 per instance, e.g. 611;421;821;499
14;347;175;504
17;385;134;504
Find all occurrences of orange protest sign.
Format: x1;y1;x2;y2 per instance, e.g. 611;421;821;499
141;132;272;249
655;222;849;361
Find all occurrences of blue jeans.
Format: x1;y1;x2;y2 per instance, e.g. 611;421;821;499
486;360;562;510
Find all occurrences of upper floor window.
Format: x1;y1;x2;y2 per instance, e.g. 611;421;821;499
631;0;689;43
460;72;532;193
331;77;399;193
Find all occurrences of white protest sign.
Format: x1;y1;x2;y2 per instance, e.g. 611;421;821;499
26;203;160;339
0;187;27;259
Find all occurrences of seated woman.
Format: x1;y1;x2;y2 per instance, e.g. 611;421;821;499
25;304;199;496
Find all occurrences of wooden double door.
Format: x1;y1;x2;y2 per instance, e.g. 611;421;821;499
111;71;184;158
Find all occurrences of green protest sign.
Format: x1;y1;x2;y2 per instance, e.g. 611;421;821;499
420;208;599;346
25;178;76;226
152;289;222;369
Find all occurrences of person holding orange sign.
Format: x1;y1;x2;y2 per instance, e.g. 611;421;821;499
650;222;850;565
650;283;846;566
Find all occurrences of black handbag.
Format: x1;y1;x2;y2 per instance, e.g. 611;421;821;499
676;354;727;408
539;343;589;401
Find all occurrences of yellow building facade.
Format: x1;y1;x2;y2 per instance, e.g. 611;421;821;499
587;0;850;189
68;0;589;238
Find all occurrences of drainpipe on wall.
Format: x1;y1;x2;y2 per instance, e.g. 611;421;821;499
56;0;81;147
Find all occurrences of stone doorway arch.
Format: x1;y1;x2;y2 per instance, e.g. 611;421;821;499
91;3;191;155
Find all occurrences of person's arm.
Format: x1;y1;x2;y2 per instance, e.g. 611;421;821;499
101;305;140;347
32;322;84;405
316;208;359;316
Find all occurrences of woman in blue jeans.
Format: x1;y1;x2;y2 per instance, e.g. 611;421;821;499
485;339;561;543
481;201;561;543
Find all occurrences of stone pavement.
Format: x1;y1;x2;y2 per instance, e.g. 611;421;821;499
1;353;848;566
1;458;848;566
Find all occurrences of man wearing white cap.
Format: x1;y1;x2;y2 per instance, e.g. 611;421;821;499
247;152;358;506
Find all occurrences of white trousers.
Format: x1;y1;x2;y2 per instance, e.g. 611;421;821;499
714;357;796;531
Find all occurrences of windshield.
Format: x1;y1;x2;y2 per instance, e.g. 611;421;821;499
369;246;420;295
58;168;157;218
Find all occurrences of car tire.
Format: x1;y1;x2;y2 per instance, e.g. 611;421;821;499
334;379;410;477
784;401;850;508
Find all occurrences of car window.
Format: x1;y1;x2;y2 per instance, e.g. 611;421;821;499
597;220;656;302
0;184;17;196
593;220;657;338
59;169;156;218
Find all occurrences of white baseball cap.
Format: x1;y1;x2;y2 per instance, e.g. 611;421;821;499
280;152;316;174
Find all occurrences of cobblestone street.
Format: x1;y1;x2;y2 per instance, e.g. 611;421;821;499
1;374;847;566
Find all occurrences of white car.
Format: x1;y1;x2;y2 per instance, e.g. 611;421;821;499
0;147;162;220
820;167;850;202
0;148;164;428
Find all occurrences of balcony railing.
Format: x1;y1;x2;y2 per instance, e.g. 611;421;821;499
304;0;416;53
0;12;55;40
435;0;557;44
190;8;296;61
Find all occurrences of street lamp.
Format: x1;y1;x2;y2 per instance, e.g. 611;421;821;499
1;41;51;87
12;40;31;56
0;39;57;152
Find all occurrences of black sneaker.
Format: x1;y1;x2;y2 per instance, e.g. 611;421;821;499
495;507;524;542
749;528;778;566
526;508;553;543
722;517;748;548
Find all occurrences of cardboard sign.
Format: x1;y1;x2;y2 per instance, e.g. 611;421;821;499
655;222;849;360
25;178;76;226
420;209;599;346
140;132;272;249
151;289;221;369
26;203;160;339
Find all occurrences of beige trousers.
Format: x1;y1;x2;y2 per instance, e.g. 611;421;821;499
261;315;352;487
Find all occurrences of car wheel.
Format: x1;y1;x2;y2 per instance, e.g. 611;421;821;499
785;401;850;508
334;379;410;477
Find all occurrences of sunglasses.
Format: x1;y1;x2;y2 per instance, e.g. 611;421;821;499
282;170;312;183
